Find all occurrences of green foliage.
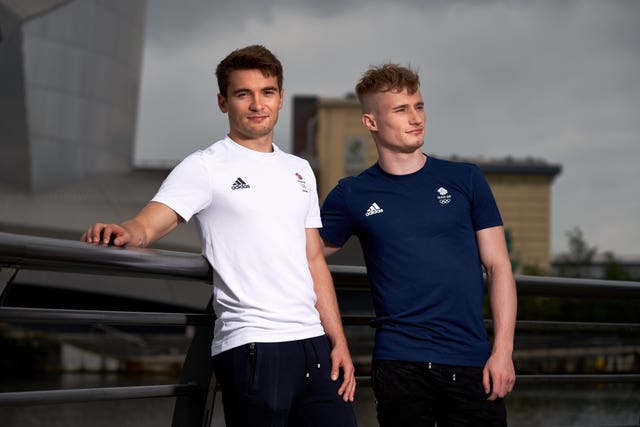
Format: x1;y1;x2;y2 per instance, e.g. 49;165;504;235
521;264;545;276
602;251;635;281
554;227;598;278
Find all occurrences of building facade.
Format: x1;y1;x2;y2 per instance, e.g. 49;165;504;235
0;0;146;192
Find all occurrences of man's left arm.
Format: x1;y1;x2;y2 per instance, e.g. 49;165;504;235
306;228;356;402
477;225;517;400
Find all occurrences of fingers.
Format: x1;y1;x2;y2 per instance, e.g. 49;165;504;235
495;373;516;398
102;224;120;245
331;364;340;382
81;223;126;246
484;367;516;401
81;224;99;243
336;365;356;402
341;375;356;402
331;354;356;402
482;367;491;395
81;223;107;244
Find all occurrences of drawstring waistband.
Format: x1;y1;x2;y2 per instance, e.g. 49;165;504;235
301;338;321;379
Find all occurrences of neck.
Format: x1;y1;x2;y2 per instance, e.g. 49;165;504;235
227;132;274;153
377;149;427;175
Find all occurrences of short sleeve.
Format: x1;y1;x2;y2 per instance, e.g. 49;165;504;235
303;161;322;229
151;152;213;223
470;165;503;231
320;181;355;247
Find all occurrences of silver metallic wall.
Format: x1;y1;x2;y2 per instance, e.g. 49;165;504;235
0;0;146;192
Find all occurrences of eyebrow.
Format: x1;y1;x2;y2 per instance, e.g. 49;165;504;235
232;86;279;95
393;101;424;110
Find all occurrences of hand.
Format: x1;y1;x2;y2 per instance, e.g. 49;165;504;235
81;223;131;247
483;351;515;400
330;342;356;402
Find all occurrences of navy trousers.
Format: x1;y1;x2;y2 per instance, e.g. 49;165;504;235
212;335;357;427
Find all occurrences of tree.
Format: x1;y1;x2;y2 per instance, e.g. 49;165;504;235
555;227;597;278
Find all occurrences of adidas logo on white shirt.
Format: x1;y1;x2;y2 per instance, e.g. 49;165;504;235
231;177;250;190
365;202;384;217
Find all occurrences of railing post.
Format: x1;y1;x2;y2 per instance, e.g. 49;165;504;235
172;297;217;427
0;267;18;306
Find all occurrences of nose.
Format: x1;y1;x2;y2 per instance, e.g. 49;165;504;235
249;94;264;111
409;108;424;125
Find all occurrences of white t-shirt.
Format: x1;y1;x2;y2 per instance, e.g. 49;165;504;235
152;136;325;355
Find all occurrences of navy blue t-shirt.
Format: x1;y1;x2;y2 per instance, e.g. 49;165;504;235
320;156;503;367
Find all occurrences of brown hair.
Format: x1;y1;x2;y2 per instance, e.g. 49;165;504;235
355;63;420;104
215;45;283;98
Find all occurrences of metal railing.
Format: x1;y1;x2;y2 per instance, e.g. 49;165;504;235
1;231;639;425
0;232;215;426
329;265;640;386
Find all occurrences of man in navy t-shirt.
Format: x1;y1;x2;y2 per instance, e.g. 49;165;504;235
321;64;517;426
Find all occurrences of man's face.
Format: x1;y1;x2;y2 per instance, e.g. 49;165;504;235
218;69;283;144
363;88;426;154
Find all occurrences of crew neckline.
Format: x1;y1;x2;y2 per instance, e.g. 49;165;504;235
224;136;279;157
375;153;431;179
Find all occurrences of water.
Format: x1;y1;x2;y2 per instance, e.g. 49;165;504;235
0;374;638;426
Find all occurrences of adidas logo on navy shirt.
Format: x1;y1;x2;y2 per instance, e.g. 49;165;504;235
365;202;384;217
231;177;250;190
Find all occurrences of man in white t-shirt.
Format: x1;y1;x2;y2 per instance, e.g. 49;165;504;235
82;45;357;427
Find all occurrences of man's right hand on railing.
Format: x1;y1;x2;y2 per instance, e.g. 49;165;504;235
81;223;132;247
80;201;184;248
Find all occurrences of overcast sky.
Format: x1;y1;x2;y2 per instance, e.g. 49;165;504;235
133;0;640;258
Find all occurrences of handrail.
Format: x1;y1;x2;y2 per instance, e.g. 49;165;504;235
2;232;638;299
329;264;640;298
353;374;640;388
0;231;215;426
0;307;211;326
0;231;211;281
0;383;197;406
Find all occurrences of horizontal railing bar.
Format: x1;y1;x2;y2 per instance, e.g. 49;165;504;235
353;374;640;387
2;232;638;298
515;275;640;298
4;307;636;334
0;383;197;407
6;375;635;407
344;315;640;332
514;374;640;384
0;232;211;282
329;265;640;299
507;319;640;333
3;309;637;332
0;307;212;326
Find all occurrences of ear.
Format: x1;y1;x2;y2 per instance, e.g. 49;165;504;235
277;89;284;110
217;93;228;113
362;113;377;131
